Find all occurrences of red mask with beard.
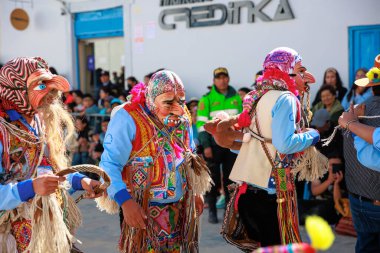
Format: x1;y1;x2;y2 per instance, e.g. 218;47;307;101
0;57;70;116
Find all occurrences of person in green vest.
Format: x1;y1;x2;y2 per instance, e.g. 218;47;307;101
196;67;242;223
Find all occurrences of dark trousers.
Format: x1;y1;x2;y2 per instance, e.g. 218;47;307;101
205;145;237;214
349;194;380;253
238;188;281;247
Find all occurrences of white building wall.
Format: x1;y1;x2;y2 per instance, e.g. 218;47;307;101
1;0;379;99
129;0;380;98
0;0;76;83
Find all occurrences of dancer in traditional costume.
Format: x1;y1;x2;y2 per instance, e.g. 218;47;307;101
98;70;211;253
207;47;328;250
0;57;101;253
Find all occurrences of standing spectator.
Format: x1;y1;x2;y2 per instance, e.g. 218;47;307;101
197;67;242;223
72;116;90;165
313;67;347;106
312;85;344;126
112;71;119;84
144;72;154;85
100;70;120;95
126;76;139;94
238;87;252;100
341;68;372;110
251;70;263;87
338;54;380;253
186;97;199;147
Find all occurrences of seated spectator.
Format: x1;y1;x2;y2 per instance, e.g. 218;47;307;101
99;118;110;144
299;157;343;225
341;68;372;110
311;109;343;157
99;98;112;115
98;87;114;108
72;90;85;113
72;116;90;165
110;98;122;109
313;67;347;106
312;85;344;126
238;87;252;100
83;94;100;115
118;93;127;103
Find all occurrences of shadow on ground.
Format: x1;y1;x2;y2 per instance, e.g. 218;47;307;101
75;200;356;253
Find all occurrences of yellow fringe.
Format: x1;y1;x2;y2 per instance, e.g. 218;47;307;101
94;195;119;215
292;146;328;182
26;195;75;253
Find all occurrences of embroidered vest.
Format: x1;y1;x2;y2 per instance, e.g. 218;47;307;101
121;103;191;202
0;119;43;184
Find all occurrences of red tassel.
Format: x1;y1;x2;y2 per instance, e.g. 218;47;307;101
237;110;251;128
234;183;248;211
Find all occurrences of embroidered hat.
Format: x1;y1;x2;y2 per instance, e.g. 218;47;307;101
145;70;185;111
263;47;302;74
355;54;380;87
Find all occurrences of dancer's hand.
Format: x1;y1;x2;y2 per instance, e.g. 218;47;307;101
195;195;204;216
353;104;365;117
203;147;213;159
32;175;65;196
121;199;147;229
81;178;102;199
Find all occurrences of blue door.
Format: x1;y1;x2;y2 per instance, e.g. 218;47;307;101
349;24;380;86
74;7;124;88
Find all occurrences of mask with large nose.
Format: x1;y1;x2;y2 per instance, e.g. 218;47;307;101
146;70;186;127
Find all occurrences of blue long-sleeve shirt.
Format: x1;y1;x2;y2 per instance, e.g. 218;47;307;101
100;106;196;207
341;89;373;110
247;93;320;194
354;127;380;172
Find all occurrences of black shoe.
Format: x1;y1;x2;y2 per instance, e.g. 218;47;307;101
208;211;219;224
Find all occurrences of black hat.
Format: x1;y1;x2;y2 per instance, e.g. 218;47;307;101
213;67;229;78
100;70;110;76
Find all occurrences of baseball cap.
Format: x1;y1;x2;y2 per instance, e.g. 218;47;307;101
186;97;199;108
311;109;330;128
213;67;229;78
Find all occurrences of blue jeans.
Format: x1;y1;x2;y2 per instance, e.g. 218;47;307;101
349;194;380;253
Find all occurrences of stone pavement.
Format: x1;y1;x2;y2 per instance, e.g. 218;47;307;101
75;200;356;253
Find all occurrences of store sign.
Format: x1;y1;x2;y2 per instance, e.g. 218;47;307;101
159;0;294;30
